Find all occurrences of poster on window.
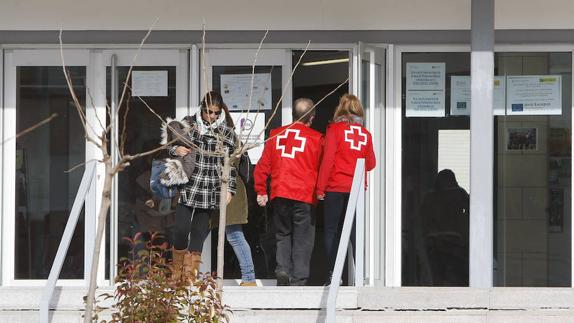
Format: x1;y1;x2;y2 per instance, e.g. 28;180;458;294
507;75;562;115
406;63;445;117
221;73;272;111
131;71;168;97
230;112;265;163
450;76;506;116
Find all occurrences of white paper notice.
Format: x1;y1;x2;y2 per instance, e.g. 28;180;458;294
221;73;272;111
230;112;266;163
450;76;506;116
406;63;445;117
507;75;562;115
131;71;168;97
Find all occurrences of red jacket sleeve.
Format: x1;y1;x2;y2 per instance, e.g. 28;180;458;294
365;134;376;172
316;127;337;196
254;138;273;196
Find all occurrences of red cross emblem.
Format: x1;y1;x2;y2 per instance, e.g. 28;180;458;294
276;129;306;159
345;125;367;151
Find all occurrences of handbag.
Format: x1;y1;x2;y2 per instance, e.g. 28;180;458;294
149;118;197;200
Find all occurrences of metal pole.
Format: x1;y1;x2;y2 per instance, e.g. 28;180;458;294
326;159;365;323
470;0;495;288
40;161;97;323
110;54;118;284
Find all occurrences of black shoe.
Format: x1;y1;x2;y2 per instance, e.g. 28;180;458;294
276;271;290;286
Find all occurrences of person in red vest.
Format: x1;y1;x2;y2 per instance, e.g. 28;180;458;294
316;94;376;284
254;98;324;286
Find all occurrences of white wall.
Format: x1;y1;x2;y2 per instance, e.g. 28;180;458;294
1;0;573;31
0;0;467;30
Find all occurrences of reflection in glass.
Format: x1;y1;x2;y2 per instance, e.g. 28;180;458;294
401;52;470;286
420;169;469;286
15;66;86;279
106;67;177;274
494;52;572;287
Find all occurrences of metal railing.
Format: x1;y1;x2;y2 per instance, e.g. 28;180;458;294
40;161;97;323
326;158;365;323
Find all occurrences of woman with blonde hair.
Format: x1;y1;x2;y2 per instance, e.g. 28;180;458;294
316;93;376;284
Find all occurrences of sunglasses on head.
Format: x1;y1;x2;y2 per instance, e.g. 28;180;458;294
202;108;222;116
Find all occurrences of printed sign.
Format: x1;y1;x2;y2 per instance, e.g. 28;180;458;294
131;71;168;97
406;63;445;117
450;76;506;116
507;75;562;115
221;73;272;111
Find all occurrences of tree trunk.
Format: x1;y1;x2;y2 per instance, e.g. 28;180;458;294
216;155;230;290
84;160;113;323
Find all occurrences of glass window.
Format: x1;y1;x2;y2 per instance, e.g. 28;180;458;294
106;66;177;271
15;66;86;279
494;52;572;287
402;53;470;286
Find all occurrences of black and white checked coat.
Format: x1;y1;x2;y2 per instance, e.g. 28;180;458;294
170;115;237;210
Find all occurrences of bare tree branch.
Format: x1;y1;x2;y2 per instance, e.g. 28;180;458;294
114;18;159;159
65;158;102;173
86;88;106;138
119;91;132;155
59;30;101;148
255;41;311;142
264;77;349;145
201;22;209;95
239;30;269;140
121;138;178;163
2;113;59;144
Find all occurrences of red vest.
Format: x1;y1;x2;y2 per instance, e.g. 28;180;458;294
316;121;376;195
254;122;323;204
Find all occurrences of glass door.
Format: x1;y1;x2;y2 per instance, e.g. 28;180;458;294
3;49;90;285
355;43;386;286
203;48;291;285
102;49;188;281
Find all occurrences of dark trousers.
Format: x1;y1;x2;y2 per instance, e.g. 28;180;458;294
273;197;315;285
173;204;211;252
323;192;355;276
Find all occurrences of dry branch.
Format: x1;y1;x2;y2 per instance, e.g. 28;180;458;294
8;113;59;142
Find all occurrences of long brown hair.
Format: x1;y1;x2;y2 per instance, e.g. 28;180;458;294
333;94;364;120
200;90;234;127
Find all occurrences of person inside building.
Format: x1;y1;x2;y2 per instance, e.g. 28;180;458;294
419;169;469;286
254;98;324;286
316;94;376;285
169;91;237;281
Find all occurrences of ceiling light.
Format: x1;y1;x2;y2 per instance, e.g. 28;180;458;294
302;58;349;66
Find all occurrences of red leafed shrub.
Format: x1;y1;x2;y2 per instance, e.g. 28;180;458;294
93;232;230;323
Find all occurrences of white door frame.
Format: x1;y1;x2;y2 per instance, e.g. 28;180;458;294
199;44;361;285
199;47;291;283
355;43;388;286
2;49;91;286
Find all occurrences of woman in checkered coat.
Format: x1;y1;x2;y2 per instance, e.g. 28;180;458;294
170;91;238;280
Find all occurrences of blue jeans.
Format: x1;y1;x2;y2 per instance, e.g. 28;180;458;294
226;224;256;282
